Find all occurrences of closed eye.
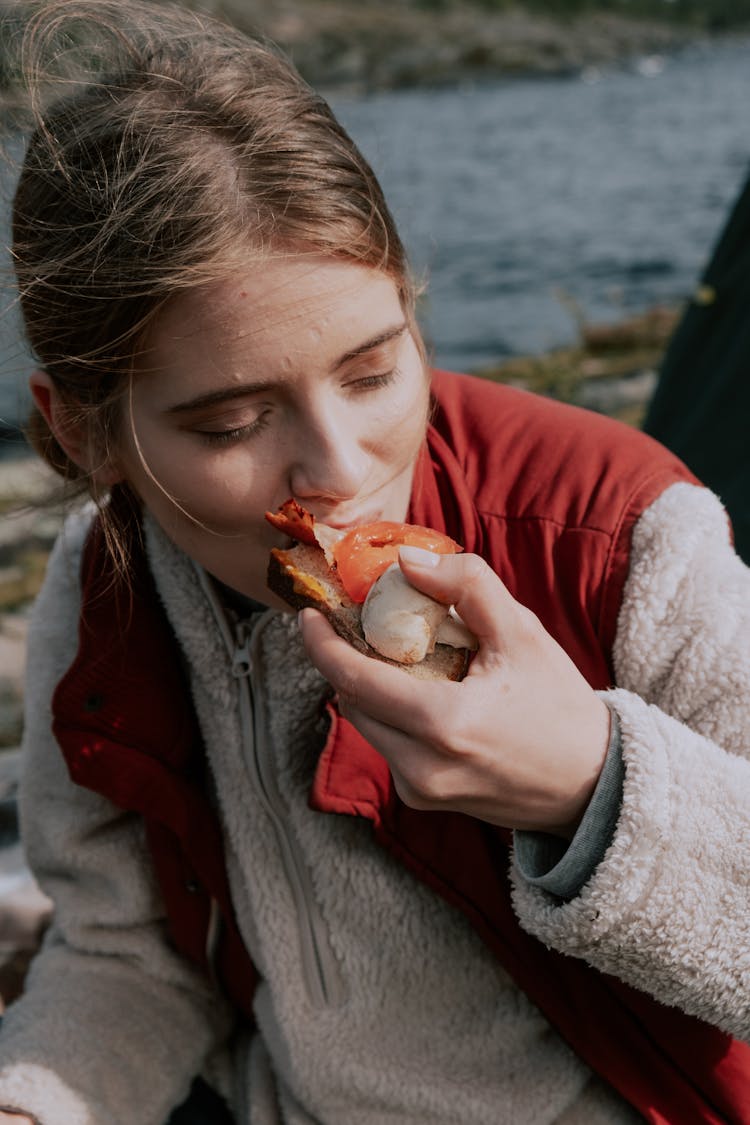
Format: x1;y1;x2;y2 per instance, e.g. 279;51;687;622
346;368;398;392
193;412;272;446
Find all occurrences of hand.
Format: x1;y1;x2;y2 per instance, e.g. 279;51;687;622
299;548;611;838
0;1113;35;1123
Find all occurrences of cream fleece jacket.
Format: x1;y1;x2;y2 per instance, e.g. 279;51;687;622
0;481;748;1122
512;482;750;1037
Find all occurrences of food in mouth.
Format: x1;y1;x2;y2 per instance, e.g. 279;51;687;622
266;500;476;681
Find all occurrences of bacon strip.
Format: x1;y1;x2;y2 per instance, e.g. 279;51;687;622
264;499;318;547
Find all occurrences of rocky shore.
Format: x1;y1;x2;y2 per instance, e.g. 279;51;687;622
0;457;66;749
477;303;678;426
0;0;728;96
235;3;700;92
0;456;61;1007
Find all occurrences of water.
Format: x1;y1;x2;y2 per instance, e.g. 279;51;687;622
2;35;750;442
332;36;750;370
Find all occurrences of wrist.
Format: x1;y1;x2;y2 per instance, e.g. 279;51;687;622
514;706;625;899
554;696;612;840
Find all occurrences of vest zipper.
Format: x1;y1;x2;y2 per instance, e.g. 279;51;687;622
191;563;346;1009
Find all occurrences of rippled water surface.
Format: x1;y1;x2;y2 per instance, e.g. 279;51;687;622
333;37;750;369
2;36;750;435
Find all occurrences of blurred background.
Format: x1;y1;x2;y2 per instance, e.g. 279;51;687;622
2;0;750;844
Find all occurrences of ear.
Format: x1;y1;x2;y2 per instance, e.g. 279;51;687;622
29;369;123;487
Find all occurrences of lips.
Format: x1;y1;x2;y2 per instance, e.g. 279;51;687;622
290;466;412;530
266;500;383;559
299;505;383;531
324;514;381;531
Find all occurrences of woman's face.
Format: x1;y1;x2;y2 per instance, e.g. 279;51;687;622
117;254;431;606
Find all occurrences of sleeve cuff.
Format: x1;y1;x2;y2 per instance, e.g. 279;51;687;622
513;703;624;901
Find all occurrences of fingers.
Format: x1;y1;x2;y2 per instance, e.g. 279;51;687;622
299;550;524;728
340;701;464;811
297;607;451;737
299;606;475;805
397;546;519;650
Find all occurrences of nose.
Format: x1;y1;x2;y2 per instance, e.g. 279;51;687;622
288;404;371;502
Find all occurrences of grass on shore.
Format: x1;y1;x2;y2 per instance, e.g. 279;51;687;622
414;0;750;31
474;304;679;426
3;0;749;102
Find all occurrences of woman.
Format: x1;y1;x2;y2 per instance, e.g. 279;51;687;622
1;2;749;1122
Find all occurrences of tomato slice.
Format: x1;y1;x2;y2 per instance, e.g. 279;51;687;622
333;521;462;603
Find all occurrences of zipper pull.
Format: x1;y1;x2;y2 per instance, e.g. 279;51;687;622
232;626;253;678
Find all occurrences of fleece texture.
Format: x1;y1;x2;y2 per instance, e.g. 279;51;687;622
1;480;748;1121
512;483;750;1040
0;512;234;1125
144;517;638;1125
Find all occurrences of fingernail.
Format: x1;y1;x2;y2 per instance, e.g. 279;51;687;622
398;544;441;568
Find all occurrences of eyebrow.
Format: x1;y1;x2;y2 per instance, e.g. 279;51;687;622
163;321;408;416
333;322;407;368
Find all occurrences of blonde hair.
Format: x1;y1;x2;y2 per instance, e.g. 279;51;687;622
6;0;418;558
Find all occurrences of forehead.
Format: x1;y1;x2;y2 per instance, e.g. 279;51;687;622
146;255;404;367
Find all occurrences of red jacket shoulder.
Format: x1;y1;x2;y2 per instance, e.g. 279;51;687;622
429;369;697;534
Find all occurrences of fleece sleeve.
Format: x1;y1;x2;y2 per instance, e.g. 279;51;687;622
0;511;234;1125
511;482;750;1043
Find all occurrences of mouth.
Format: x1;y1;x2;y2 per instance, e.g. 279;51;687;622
266;506;379;551
318;510;382;531
288;463;413;531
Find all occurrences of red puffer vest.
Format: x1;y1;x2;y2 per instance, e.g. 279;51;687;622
51;371;750;1123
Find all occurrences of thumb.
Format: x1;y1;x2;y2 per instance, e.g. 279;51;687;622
397;545;517;648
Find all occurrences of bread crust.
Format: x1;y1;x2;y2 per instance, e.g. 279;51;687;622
267;545;469;681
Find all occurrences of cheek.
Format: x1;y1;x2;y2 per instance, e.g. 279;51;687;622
376;370;430;459
387;411;426;466
119;421;269;536
125;453;278;597
160;461;268;533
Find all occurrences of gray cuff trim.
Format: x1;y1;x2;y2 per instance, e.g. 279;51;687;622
513;705;624;901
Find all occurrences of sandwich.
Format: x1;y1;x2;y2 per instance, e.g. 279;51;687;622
265;499;476;681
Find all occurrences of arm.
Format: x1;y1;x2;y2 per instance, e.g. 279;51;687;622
299;545;610;838
0;513;234;1125
510;482;750;1040
299;483;750;1041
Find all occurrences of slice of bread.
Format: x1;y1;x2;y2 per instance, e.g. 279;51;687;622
268;544;469;682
